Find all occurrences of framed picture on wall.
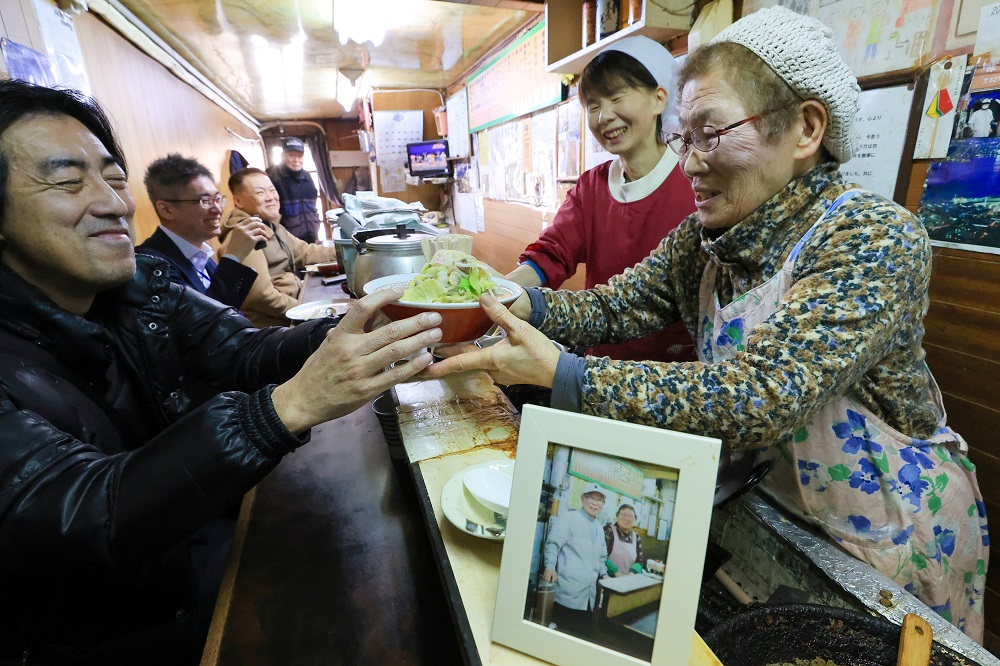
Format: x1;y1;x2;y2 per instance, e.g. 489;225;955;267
492;405;720;666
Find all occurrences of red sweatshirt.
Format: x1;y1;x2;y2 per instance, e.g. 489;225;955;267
519;160;697;362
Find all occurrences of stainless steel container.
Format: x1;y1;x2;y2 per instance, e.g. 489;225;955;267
352;225;433;296
332;227;359;296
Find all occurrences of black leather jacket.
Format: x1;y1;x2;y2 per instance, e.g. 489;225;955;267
0;256;333;663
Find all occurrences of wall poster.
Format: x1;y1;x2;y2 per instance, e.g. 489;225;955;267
918;16;1000;256
556;100;582;181
741;0;937;78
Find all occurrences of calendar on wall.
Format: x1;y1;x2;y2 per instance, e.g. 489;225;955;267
568;449;644;499
467;21;562;134
372;110;424;168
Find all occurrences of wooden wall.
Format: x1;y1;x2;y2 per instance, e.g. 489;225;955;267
458;188;586;291
903;160;1000;653
0;0;265;243
367;90;443;212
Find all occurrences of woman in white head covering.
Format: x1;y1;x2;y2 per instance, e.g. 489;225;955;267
431;7;987;641
507;36;697;363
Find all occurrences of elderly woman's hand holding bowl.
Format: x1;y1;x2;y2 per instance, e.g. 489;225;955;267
421;6;989;641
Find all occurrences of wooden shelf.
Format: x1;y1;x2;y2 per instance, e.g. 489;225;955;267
545;0;695;74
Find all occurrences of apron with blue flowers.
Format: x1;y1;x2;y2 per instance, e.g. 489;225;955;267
697;190;988;641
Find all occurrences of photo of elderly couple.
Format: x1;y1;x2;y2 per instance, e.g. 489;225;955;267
524;444;678;661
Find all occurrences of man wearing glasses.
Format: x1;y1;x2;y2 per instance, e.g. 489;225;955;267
137;154;270;307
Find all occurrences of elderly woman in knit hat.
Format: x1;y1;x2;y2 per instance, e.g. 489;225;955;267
507;36;697;363
429;6;989;640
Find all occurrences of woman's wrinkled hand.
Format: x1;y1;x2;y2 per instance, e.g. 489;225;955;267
271;287;442;433
421;292;560;388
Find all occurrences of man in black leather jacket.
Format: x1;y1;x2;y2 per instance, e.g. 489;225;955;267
0;80;442;665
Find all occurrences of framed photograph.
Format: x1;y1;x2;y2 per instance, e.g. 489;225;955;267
492;405;720;666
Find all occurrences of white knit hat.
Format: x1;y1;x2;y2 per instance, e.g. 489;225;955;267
604;36;682;133
710;6;860;163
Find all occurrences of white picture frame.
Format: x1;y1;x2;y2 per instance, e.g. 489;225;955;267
492;405;720;666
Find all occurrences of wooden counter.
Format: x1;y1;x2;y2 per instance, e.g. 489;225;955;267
202;274;720;665
396;372;722;666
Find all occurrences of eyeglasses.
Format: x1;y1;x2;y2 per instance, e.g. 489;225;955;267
665;108;783;156
161;194;227;209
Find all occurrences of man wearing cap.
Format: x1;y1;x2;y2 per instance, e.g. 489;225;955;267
542;483;609;638
267;137;322;243
137;154;269;307
428;6;988;640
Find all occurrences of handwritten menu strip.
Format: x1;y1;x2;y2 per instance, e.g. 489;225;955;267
446;88;471;158
467;21;562;134
568;449;644;499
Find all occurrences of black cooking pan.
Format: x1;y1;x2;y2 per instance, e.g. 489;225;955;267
702;604;972;666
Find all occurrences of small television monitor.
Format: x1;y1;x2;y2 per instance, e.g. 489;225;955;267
406;140;451;179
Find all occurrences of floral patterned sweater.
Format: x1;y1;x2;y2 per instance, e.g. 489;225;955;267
536;163;940;450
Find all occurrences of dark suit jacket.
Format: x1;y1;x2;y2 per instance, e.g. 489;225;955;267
136;227;256;308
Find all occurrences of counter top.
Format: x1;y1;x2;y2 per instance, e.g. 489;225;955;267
396;371;722;666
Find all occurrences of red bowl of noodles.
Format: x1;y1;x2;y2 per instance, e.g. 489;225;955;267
362;273;523;344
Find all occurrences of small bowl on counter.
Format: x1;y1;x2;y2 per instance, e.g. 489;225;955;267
361;273;523;345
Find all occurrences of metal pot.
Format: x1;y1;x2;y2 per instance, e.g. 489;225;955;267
352;224;433;297
703;604;969;666
332;226;359;296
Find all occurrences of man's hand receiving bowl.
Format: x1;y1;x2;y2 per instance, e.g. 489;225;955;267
421;292;561;388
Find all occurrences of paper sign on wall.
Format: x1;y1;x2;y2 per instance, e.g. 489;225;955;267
840;85;915;200
32;0;89;94
446;88;471;158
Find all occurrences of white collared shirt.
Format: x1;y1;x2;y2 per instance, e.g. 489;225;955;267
607;147;680;204
161;226;214;288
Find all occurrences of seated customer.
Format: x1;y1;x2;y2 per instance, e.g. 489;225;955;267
222;167;338;326
137;154;270;307
428;7;988;639
0;79;442;664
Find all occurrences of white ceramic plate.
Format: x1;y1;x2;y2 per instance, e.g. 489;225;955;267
463;464;514;517
441;459;513;540
286;299;352;322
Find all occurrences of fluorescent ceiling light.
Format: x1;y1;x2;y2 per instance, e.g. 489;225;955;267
333;0;414;47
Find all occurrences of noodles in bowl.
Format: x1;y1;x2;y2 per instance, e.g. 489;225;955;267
362;273;523;344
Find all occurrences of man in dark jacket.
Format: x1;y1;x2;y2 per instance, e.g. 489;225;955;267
266;137;321;242
137;154;269;308
0;80;442;664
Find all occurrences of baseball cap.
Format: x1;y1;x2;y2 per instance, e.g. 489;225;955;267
581;483;608;500
283;137;306;153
